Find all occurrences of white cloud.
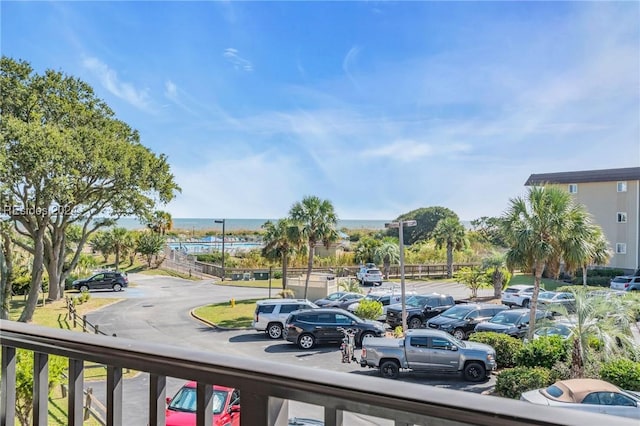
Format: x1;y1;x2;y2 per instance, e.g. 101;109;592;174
82;57;151;110
164;80;178;100
223;48;253;72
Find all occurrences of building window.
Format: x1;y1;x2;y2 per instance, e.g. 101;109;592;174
617;212;627;223
616;243;627;254
568;184;578;194
617;182;627;192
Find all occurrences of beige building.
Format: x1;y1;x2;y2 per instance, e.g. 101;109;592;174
526;167;640;273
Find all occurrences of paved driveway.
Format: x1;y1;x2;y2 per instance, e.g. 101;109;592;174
85;274;496;425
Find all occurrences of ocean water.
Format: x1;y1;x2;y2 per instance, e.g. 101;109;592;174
116;217;388;231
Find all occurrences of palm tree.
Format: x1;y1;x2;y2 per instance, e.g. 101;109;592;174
502;185;580;340
432;217;467;278
107;227;129;271
261;218;303;290
148;210;173;236
289;196;339;299
563;222;611;286
374;240;400;279
482;253;509;299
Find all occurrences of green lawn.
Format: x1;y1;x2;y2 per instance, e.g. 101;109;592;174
215;278;283;289
193;298;260;328
508;274;563;291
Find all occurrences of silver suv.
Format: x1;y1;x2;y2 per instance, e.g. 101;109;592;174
252;299;318;339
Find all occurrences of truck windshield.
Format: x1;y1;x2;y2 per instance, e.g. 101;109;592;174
441;306;471;320
406;296;428;307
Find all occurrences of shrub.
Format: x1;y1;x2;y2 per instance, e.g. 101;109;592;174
579;268;626;278
354;299;383;321
495;367;554;399
468;332;523;368
556;285;609;293
516;336;570;369
273;270;283;279
393;326;404;338
600;359;640;391
570;276;611;287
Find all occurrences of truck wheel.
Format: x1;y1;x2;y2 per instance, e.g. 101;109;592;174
408;317;422;329
380;361;400;379
522;299;530;308
297;333;315;350
463;362;486;382
267;323;283;339
453;328;466;340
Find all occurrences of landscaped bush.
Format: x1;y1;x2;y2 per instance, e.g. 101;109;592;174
515;335;570;369
273;270;283;279
354;299;383;321
495;367;554;399
579;268;626;278
556;285;610;293
600;359;640;391
468;332;523;368
570;276;611;287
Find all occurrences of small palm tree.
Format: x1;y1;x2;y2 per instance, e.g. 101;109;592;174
563;223;611;286
374;240;400;279
107;227;129;271
432;217;466;278
262;218;304;290
289;196;339;299
482;253;510;299
148;211;173;236
338;277;361;293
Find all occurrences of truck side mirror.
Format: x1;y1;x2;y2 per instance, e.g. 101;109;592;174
450;346;458;351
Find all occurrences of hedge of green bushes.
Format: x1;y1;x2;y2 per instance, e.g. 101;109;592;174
469;332;523;368
495;367;554;399
515;335;570;369
600;359;640;391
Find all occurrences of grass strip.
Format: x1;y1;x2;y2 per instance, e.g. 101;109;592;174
193;298;261;328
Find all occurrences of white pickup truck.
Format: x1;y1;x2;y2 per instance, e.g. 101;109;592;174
359;329;496;382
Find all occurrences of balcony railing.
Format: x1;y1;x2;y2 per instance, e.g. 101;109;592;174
1;319;637;426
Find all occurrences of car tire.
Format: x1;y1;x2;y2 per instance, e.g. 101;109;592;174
359;331;376;347
463;362;486;382
297;333;315;350
380;360;400;379
112;283;122;292
521;299;530;308
79;285;89;293
267;323;283;339
408;317;422;329
453;328;466;340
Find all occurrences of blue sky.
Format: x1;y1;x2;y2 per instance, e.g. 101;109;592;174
2;1;639;221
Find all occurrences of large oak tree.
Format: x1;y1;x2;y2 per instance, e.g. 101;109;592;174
0;57;179;321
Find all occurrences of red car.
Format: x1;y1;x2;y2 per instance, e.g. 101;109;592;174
165;381;240;426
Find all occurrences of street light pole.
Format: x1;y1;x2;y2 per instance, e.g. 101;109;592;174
214;219;225;281
385;219;417;334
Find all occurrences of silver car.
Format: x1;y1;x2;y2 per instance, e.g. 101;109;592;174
521;379;640;419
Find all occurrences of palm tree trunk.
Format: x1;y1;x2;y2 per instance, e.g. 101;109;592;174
570;337;584;378
446;243;453;278
384;258;390;280
304;241;314;299
582;265;587;286
115;247;120;271
493;269;503;299
527;261;544;340
282;254;288;290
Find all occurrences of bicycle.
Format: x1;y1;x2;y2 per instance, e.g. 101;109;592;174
337;327;357;363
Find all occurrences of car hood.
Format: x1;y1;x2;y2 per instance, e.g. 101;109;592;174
475;322;518;333
464;341;495;353
387;303;420;313
428;315;462;326
313;299;331;306
166;410;228;426
361;319;386;330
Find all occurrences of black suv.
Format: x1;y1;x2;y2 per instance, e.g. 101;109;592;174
386;293;455;329
284;308;386;349
426;303;509;340
71;271;128;292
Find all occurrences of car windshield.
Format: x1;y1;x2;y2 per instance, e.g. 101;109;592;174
326;293;343;301
538;292;555;300
406;296;428;307
364;295;380;301
489;311;522;325
167;387;228;414
441;306;472;320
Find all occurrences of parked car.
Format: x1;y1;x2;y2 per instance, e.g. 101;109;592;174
347;290;416;321
252;299;318;339
386;293;456;329
473;309;552;339
71;271;128;292
520;379;640;419
165;382;240;426
426;303;509;340
313;292;349;307
537;291;576;312
322;292;365;310
356;266;384;286
359;328;496;382
501;285;543;308
610;275;640;292
283;308;386;349
532;320;574;340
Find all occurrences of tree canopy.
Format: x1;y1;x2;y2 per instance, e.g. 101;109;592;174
0;57;180;321
388;206;458;245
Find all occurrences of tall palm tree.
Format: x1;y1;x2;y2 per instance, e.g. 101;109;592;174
432;217;467;278
563;222;611;286
502;185;580;339
374;240;400;279
148;210;173;236
261;218;303;290
107;227;129;271
289;196;338;299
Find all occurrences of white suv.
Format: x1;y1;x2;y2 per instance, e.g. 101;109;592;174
252;299;318;339
356;266;383;286
501;285;544;308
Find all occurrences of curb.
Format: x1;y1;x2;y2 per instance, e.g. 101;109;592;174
189;308;252;331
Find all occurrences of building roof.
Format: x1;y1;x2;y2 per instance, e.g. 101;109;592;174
525;167;640;186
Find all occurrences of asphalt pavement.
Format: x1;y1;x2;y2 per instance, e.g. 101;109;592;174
83;274;497;425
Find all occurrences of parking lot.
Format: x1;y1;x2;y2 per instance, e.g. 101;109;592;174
84;273;497;424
